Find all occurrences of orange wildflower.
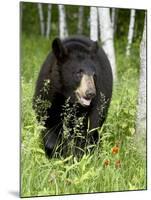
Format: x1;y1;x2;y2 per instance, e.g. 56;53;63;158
111;146;120;154
115;160;121;168
103;159;110;167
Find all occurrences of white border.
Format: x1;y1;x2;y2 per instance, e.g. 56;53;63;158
0;0;150;199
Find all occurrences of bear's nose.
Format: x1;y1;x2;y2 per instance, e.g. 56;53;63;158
85;89;96;99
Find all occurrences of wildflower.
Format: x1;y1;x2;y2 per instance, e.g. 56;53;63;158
111;146;119;155
103;159;110;167
115;160;121;169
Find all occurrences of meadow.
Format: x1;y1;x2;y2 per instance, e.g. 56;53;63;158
21;33;146;197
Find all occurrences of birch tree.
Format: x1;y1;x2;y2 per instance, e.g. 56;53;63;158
111;8;116;29
98;7;116;80
126;9;136;56
46;4;52;39
58;5;68;39
90;7;98;41
111;8;118;35
135;16;146;156
37;3;45;36
77;6;84;35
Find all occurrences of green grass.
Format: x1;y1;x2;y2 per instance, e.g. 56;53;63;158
21;34;146;197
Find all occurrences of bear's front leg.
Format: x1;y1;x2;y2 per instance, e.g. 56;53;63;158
43;125;62;157
88;107;101;146
43;103;63;157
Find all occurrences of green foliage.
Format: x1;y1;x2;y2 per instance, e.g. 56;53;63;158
21;2;39;35
115;37;140;77
21;34;146;197
22;2;145;43
21;34;51;82
21;3;91;37
21;4;146;196
66;5;90;36
60;99;87;157
115;8;145;42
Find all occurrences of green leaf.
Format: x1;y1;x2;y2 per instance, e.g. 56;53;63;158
129;128;135;135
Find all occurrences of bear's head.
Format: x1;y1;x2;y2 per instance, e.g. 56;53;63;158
52;37;98;107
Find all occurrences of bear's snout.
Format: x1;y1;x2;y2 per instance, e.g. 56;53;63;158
85;89;96;99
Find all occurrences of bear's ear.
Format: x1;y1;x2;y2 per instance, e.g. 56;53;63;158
89;41;99;54
52;38;68;61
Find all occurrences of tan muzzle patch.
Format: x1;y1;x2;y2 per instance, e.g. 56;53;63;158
75;74;96;107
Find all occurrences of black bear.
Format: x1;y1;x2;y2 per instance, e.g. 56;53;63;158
33;36;113;158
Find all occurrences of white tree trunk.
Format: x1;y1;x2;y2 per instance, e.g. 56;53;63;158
77;6;84;35
46;4;52;39
58;5;68;39
111;8;116;28
98;7;116;81
90;7;98;41
135;16;146;156
126;9;136;56
37;3;45;36
111;8;118;35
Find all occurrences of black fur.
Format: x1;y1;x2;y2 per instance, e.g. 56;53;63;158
33;36;113;158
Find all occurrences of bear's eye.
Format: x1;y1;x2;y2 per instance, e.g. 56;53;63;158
76;69;83;78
